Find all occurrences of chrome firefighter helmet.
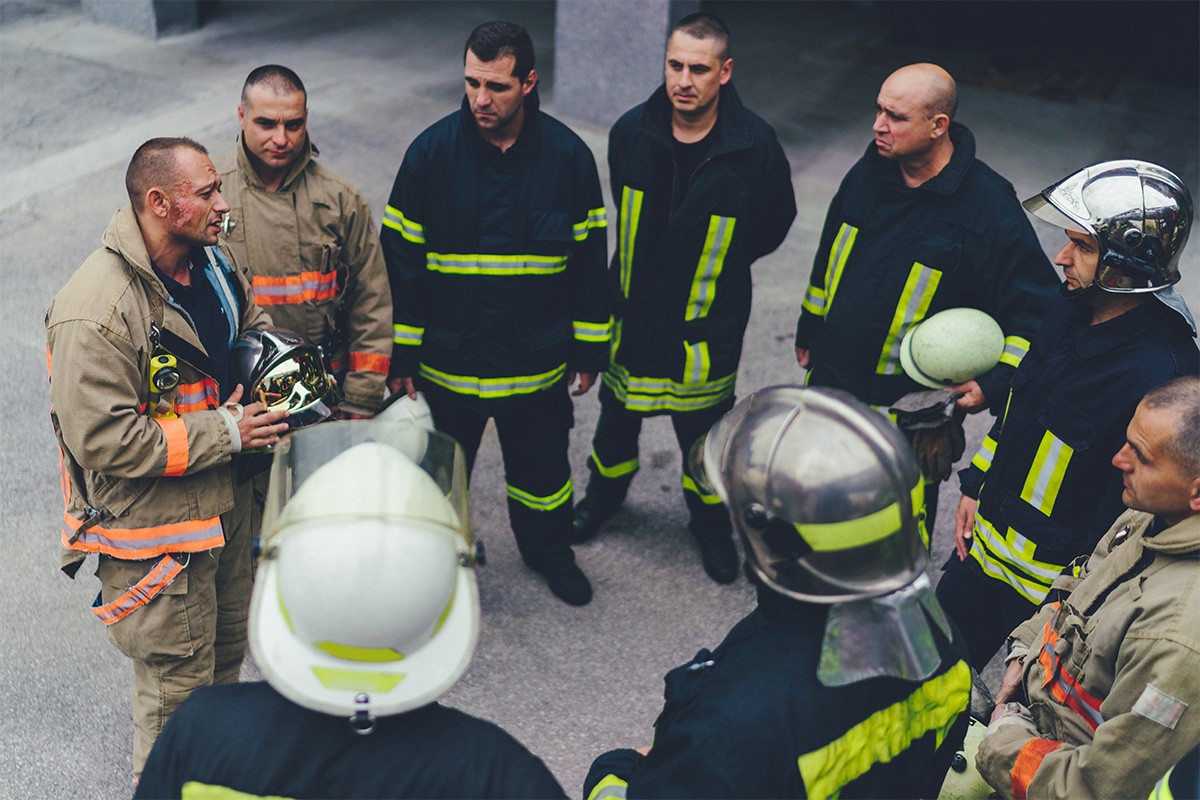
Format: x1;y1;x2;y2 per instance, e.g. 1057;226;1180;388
252;422;480;724
1023;160;1192;293
693;386;926;603
899;307;1005;389
229;328;339;428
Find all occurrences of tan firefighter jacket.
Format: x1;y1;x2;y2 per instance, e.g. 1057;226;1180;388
977;510;1200;798
47;205;271;584
214;137;392;415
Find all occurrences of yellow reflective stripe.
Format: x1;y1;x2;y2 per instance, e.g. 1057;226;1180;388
876;263;942;375
382;204;425;244
999;335;1031;368
507;478;573;511
971;434;998;473
587;774;630;800
683;340;711;385
685;215;736;321
393;323;424;346
618;186;644;299
968;513;1064;604
590;448;639;479
603;362;735;413
418;362;565;399
681;472;722;505
802;284;827;316
311;666;406;693
1020;431;1073;515
182;782;293;800
793;481;923;552
1151;766;1177;800
426;253;567;275
315;641;405;662
823;223;858;315
574;318;612;343
573;206;608;241
798;660;970;799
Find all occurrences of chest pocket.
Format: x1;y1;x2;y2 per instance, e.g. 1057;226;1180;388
527;210;574;249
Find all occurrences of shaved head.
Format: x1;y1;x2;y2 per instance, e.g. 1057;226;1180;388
883;63;957;121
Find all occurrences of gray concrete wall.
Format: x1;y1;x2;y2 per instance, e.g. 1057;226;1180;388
553;0;697;128
82;0;197;37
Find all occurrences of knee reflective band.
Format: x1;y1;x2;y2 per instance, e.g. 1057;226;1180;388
589;449;639;479
507;479;573;512
92;554;185;625
681;472;722;505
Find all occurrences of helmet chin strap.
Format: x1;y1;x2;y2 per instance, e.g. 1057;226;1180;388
1059;279;1101;302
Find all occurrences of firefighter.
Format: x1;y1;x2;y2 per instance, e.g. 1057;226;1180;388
46;137;287;777
571;13;796;584
976;377;1200;798
214;64;393;419
937;161;1199;670
380;21;609;605
136;422;567;798
793;63;1060;535
584;386;970;799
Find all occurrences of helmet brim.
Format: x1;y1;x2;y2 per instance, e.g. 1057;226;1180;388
1022;192;1091;235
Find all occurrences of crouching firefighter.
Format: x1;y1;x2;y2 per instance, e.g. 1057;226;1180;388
584;386;971;799
136;420;567;799
45;137;289;778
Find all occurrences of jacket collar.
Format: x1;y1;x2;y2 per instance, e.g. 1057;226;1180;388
1069;295;1185;358
636;81;756;157
102;204;164;291
459;84;542;155
862;121;976;196
234;132;316;191
1145;513;1200;557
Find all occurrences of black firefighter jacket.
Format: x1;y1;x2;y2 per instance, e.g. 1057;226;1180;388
604;82;796;415
795;123;1060;409
380;88;609;414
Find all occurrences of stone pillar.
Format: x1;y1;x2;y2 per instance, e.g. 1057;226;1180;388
82;0;198;38
553;0;698;127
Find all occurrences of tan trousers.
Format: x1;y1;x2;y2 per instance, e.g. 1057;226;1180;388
96;479;254;776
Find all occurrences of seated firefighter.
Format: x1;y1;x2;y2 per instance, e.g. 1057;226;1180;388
135;420;566;799
977;376;1200;799
584;386;971;799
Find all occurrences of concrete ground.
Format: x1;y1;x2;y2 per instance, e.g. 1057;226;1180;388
1;2;1196;798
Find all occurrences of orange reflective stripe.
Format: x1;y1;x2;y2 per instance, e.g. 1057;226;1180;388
1012;737;1062;799
92;555;184;625
349;351;390;374
173;378;219;414
154;417;189;477
251;271;338;305
62;513;223;559
46;345;52;376
1036;619;1105;730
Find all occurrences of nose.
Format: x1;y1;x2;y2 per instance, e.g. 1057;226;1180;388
271;126;288;146
1053;242;1073;268
1112;443;1132;471
213;188;231;215
476;87;492;108
872;111;887;134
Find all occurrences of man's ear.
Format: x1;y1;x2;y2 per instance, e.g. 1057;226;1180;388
521;68;538;97
930;113;950;139
719;57;733;86
1187;477;1200;515
146;187;170;219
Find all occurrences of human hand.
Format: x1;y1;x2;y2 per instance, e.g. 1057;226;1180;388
388;376;417;399
223;384;290;450
795;347;810;369
955;495;978;561
567;371;597;397
952;380;987;413
992;658;1024;707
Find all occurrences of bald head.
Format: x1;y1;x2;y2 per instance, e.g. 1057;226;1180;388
883;63;957;121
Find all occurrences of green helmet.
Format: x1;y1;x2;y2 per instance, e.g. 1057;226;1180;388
899;307;1005;389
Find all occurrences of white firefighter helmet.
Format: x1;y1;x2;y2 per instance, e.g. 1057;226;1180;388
693;386;926;603
376;389;435;431
1023;160;1192;294
251;428;479;723
899;308;1005;390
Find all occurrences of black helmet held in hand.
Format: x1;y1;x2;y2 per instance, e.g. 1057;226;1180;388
229;328;340;428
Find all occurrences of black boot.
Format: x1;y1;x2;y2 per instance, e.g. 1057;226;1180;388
571;495;620;544
691;525;739;584
535;561;594;606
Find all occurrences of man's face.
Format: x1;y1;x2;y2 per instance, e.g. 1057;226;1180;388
238;84;307;174
872;75;937;162
1112;402;1196;524
464;50;534;138
1053;229;1100;291
165;148;230;247
664;31;731;119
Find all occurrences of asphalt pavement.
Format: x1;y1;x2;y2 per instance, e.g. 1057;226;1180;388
1;2;1196;798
